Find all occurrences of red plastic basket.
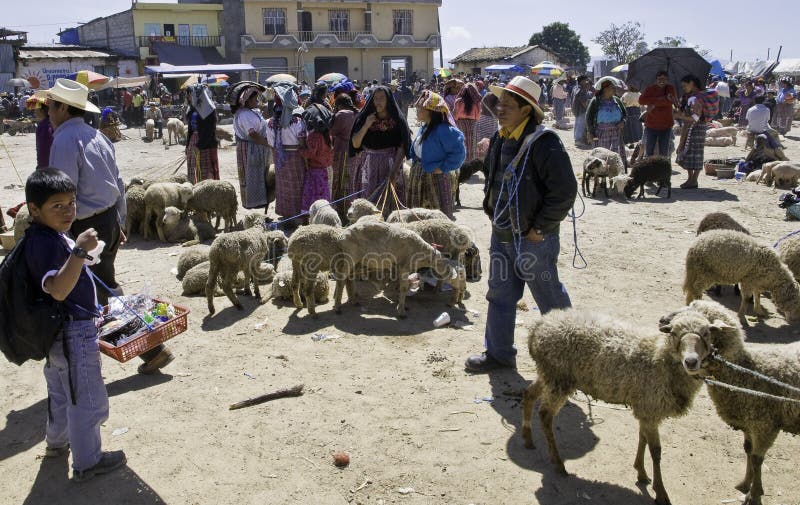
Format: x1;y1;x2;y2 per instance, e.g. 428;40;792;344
98;298;190;363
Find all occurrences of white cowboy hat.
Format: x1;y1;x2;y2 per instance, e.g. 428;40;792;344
489;76;544;121
45;78;101;113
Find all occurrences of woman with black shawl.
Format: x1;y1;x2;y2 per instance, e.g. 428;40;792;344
349;86;411;213
185;84;219;183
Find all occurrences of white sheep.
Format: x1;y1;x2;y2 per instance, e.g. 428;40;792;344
308;199;342;227
684;230;800;322
186;179;238;232
176;244;211;280
12;205;30;242
582;148;623;197
286;224;344;317
270;255;329;304
165;117;187;146
522;307;724;505
346;198;380;225
182;261;256;296
705;126;738;145
145;119;155;141
745;169;762;182
385;208;449;223
659;300;800;505
588;146;625;175
143;182;194;241
756;161;800;187
161;206;217;246
776;234;800;282
696;212;750;236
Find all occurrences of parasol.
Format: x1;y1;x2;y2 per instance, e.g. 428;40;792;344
265;73;297;84
610;63;629;73
69;70;111;90
202;74;229;84
626;48;711;97
7;77;31;88
531;61;564;77
317;72;348;84
434;68;452;78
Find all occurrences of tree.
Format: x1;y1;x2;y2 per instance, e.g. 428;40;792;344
592;21;648;63
653;35;711;58
529;22;590;69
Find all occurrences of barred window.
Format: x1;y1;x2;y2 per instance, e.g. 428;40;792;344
392;10;412;36
329;10;349;33
263;8;286;36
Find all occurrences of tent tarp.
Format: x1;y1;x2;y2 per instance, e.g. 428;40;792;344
98;76;151;90
484;64;524;72
145;63;255;74
774;58;800;76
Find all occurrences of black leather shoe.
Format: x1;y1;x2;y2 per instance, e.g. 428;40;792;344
465;352;515;373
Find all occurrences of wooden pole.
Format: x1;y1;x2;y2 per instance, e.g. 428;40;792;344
228;384;304;410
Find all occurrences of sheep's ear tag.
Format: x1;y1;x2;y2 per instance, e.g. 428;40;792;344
658;324;672;334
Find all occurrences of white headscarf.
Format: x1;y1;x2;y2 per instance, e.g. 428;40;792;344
190;84;216;119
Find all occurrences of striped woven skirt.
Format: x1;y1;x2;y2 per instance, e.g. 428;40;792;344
475;113;498;143
677;122;707;171
186;131;220;184
332;147;354;214
772;102;793;135
236;139;270;209
456;118;478;162
595;123;628;167
406;161;455;220
623;106;643;143
273;148;306;218
362;147;406;214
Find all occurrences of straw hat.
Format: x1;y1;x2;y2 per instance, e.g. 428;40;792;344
489;76;543;121
45;78;100;113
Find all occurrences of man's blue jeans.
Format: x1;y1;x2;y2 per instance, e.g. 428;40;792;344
44;319;109;471
644;126;672;157
484;231;572;365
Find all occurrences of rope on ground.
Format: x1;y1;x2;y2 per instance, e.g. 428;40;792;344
703;377;800;405
772;228;800;249
709;351;800;397
568;190;587;269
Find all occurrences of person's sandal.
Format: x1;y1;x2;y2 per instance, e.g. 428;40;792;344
44;444;70;458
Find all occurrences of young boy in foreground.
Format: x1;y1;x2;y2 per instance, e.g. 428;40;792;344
24;168;126;482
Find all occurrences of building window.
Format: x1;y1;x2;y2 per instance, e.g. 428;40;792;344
144;23;162;37
329;10;349;33
392;10;413;36
263;8;287;36
192;24;208;37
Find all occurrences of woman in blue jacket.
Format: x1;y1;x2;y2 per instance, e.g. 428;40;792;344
407;91;466;219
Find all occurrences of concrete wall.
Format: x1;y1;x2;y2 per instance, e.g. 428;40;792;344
78;11;137;57
17;57;113;89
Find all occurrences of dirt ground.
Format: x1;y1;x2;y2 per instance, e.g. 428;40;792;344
1;113;799;505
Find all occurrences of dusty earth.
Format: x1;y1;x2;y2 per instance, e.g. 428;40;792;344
1;112;799;505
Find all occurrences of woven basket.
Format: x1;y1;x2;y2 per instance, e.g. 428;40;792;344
704;159;737;176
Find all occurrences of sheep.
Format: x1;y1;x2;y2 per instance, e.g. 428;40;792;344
182;261;256;296
145;119;155;141
705;126;738;145
588;146;625;175
776;234;800;282
206;228;287;314
161;206;217;246
165;117;187;145
464;242;482;281
130;174;189;191
745;169;762;182
143;182;194;241
124;180;146;237
286;224;344;317
683;230;800;322
270;256;329;304
659;300;800;505
186;179;238;232
12;205;30;242
336;219;451;317
522;307;722;505
346;198;380;224
582;148;623;197
705;137;734;147
696;212;751;236
623;156;672;199
610;174;632;195
176;244;211;280
308;199;342;227
385;208;449;223
400;219;472;263
756;161;800;188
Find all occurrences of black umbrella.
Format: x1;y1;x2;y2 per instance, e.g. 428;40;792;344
6;77;31;88
626;48;711;97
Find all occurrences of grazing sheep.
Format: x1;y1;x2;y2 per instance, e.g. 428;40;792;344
705;126;738;145
776;234;800;282
176;244;211;280
336;219;451;317
346;198;380;224
143;182;194;241
588;146;626;175
386;208;449;223
286;224;344;317
610;174;632;195
464;242;482;281
206;228;286;314
165;117;187;145
12;205;30;242
696;212;751;236
659;300;800;505
745;169;762;182
683;230;800;322
124;181;146;237
186;179;238;232
624;156;672;199
271;256;329;303
756;161;800;188
308;199;342;227
182;261;254;296
161;206;217;246
522;307;721;505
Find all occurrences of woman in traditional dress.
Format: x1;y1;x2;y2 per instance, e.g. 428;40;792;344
330;94;358;216
475;93;499;145
442;79;463;112
299;82;334;211
185;84;219;183
620;85;642;144
453;82;482;163
736;80;757;127
26;95;53;168
265;82;307;225
349;86;410;214
586;77;628;169
550;79;568;122
773;78;795;135
406;91;466;220
232;81;271;211
675;74;708;189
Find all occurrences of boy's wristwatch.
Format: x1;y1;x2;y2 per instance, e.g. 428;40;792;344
72;247;91;260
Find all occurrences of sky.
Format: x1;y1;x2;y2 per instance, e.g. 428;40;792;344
2;0;796;63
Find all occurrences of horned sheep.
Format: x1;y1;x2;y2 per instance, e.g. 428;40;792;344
660;300;800;505
522;307;724;505
684;230;800;322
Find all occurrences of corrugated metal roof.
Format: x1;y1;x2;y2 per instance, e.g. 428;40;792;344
19;49;114;59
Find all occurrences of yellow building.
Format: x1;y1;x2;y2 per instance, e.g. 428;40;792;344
240;0;442;83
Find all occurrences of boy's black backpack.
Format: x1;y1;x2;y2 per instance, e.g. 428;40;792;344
0;235;64;365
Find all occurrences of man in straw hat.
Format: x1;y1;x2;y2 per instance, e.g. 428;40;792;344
465;75;577;373
47;78;175;374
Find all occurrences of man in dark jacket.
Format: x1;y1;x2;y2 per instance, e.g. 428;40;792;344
465;76;577;373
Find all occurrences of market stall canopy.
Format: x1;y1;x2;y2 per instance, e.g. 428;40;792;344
145;63;255;74
96;75;151;90
530;61;564;77
774;58;800;76
485;64;524;72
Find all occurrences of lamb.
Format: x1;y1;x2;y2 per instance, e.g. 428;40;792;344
705;126;738;145
308;199;342;227
623;156;672;199
270;256;329;304
346;198;380;224
176;244;211;280
745;169;762;182
610;174;633;195
386;208;449;223
186;179;238;232
12;205;30;242
165;117;187;145
400;219;472;263
659;300;800;505
206;228;287;314
776;234;800;282
582;148;623;197
756;161;800;188
124;180;146;237
143;182;194;241
522;307;723;505
696;212;751;236
588;146;626;175
161;206;217;246
683;230;800;322
286;224;344;317
182;261;255;296
335;219;451;317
